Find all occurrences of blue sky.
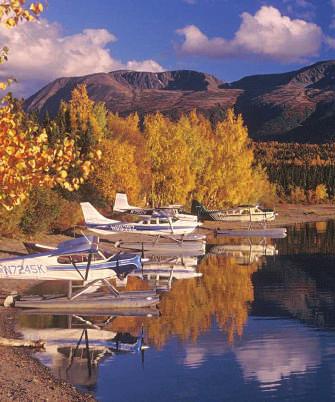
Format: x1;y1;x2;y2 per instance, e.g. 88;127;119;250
2;0;335;96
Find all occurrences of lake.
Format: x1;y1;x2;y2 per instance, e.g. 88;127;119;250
16;221;335;401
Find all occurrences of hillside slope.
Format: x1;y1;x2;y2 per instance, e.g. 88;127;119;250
24;61;335;142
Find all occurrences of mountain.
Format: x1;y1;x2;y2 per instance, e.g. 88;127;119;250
24;61;335;143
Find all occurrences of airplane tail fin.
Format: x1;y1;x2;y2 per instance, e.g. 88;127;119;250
113;193;138;212
191;200;206;216
80;202;119;225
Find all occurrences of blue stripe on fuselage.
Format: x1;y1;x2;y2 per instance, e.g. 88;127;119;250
87;223;195;231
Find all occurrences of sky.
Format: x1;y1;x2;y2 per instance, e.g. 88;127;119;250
2;0;335;97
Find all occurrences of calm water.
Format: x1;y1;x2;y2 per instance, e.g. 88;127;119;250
16;221;335;401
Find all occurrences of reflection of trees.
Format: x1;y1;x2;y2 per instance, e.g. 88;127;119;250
144;255;259;348
253;256;335;329
277;221;335;255
19;256;261;350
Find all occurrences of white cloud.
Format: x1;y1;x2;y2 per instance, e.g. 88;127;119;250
0;19;164;97
176;6;323;62
126;59;164;72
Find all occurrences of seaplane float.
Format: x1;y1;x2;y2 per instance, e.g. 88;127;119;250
0;236;159;310
191;200;277;222
113;192;198;222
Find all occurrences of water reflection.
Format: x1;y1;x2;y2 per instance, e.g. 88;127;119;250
15;222;335;401
17;313;149;390
235;319;321;387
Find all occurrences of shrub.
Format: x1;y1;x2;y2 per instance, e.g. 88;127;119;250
53;199;83;232
289;186;306;203
314;184;328;203
0;204;25;237
20;187;62;235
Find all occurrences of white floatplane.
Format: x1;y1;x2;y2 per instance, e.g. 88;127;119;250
81;202;201;237
192;200;277;222
113;192;198;222
0;236;140;283
0;236;159;308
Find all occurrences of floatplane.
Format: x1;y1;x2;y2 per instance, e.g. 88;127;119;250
113;192;198;222
191;200;277;222
0;236;159;309
80;202;202;240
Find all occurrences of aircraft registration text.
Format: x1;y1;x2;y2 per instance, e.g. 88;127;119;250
0;264;47;276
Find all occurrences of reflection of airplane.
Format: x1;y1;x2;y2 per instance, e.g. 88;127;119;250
191;200;277;222
113;238;206;257
18;314;150;388
81;202;200;237
1;236;158;309
113;192;198;222
130;256;202;290
208;243;278;265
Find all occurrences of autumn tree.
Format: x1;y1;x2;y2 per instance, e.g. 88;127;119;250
314;184;328;203
175;111;214;204
0;3;97;211
144;113;195;206
107;112;149;196
89;138;142;204
201;109;274;207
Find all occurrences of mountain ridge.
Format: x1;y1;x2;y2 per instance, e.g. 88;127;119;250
24;60;335;143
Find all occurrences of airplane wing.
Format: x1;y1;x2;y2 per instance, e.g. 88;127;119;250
52;236;99;256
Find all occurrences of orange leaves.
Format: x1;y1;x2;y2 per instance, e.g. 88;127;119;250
29;1;43;14
0;96;96;210
0;1;43;29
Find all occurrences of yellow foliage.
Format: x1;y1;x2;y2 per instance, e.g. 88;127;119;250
314;184;328;203
144;113;195;206
90;138;142;204
0;95;95;210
